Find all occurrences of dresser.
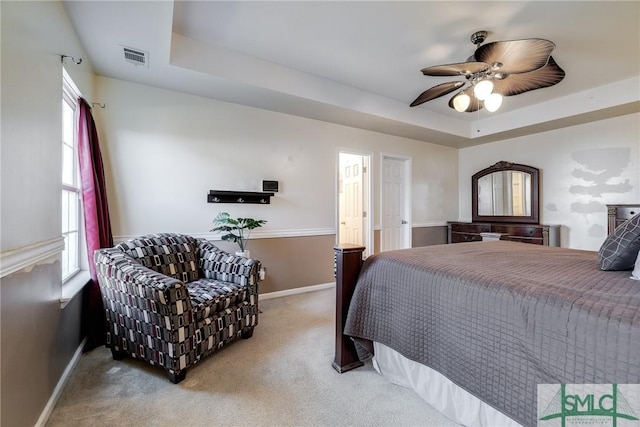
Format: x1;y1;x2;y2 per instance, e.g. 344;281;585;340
448;222;560;246
607;204;640;234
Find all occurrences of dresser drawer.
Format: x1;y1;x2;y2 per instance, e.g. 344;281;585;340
501;235;543;245
448;221;557;246
491;225;544;238
449;223;490;233
450;232;483;243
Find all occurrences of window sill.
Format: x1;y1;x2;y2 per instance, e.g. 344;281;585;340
60;270;91;309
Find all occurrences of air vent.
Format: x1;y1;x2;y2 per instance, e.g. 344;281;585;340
122;47;148;67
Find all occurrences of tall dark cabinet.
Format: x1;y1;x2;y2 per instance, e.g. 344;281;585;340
607;204;640;234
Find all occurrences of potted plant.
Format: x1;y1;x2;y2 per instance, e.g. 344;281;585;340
210;212;267;258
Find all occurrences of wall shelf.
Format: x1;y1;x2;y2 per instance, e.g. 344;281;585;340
207;190;274;204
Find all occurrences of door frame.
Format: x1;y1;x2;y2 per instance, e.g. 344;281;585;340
380;153;412;251
336;148;373;257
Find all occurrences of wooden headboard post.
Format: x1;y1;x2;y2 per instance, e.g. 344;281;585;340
332;244;365;373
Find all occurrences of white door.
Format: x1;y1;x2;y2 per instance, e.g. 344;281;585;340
337;151;372;257
381;156;411;251
339;154;363;245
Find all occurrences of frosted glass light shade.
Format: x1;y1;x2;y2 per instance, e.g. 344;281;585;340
484;93;503;112
453;93;471;112
474;80;494;101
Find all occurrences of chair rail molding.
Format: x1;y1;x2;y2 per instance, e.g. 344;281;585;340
114;227;337;244
114;224;447;244
373;221;447;230
0;237;65;278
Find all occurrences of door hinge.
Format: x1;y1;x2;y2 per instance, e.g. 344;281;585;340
363;211;367;218
363;166;367;173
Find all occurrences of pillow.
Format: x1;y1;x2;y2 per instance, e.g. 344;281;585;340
598;213;640;270
631;251;640;280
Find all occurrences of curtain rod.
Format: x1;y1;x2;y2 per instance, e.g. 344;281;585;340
60;55;82;65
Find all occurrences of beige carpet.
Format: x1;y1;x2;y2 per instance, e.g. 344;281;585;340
47;288;457;427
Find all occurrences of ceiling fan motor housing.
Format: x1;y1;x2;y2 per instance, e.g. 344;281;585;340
470;31;488;46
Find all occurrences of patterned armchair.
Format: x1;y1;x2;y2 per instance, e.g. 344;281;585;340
94;233;261;383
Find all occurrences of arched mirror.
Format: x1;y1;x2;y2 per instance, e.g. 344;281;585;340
472;161;539;224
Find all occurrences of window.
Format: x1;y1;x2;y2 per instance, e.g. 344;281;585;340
61;71;81;281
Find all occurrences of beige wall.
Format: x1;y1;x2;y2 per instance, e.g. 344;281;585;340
459;113;640;250
230;227;447;294
1;265;84;426
371;226;447;255
412;226;448;248
94;76;460;292
1;1;95;426
213;235;336;294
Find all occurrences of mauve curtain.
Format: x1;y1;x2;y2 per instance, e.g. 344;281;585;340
77;98;113;350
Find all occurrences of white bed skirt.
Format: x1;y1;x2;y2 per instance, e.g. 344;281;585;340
372;342;524;427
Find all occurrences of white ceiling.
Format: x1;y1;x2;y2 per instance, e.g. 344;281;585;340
63;1;640;148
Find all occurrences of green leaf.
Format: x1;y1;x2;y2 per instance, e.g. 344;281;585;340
209;211;267;252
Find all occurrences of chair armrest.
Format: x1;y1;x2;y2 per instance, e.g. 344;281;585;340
94;248;194;330
197;240;261;292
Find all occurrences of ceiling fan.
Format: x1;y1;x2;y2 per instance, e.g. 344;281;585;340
410;31;565;113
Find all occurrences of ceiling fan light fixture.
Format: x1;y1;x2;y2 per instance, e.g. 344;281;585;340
453;93;471;112
410;32;564;113
474;79;494;101
484;93;503;112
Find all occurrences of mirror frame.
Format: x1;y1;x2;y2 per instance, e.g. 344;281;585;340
472;161;540;224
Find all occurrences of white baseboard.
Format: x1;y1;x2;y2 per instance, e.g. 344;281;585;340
35;338;87;427
259;282;335;300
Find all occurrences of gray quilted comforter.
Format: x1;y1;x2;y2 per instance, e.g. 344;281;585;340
344;241;640;426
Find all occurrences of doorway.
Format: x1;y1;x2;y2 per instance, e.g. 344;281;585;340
337;151;372;257
380;154;412;252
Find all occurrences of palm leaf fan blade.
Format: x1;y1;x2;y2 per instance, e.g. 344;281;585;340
410;81;465;107
492;57;565;96
421;61;490;76
474;39;556;74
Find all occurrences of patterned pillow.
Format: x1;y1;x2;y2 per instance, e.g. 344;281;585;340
598;213;640;270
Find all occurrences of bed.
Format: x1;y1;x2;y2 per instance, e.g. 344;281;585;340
333;240;640;427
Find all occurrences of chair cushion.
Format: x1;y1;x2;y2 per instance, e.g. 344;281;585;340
117;233;200;282
187;279;248;322
199;245;259;286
